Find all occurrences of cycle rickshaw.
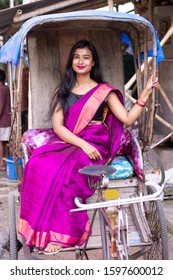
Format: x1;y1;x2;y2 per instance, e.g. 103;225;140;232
0;9;168;260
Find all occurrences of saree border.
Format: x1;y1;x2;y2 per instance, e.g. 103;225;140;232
73;83;115;135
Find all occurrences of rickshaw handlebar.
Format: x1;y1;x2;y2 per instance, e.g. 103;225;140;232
70;181;164;212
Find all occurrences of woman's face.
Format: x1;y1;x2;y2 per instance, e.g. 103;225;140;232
72;47;95;75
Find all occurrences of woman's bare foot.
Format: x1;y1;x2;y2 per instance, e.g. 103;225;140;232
43;243;62;255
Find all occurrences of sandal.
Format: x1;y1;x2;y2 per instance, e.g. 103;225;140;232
43;243;62;255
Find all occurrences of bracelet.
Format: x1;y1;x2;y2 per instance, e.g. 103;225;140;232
138;97;146;105
136;100;145;107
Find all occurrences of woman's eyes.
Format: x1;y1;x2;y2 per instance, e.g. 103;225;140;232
73;56;90;59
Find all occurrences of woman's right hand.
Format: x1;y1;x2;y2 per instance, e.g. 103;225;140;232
81;142;102;161
52;107;102;161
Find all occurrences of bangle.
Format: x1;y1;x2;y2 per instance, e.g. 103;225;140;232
138;97;146;105
136;100;145;107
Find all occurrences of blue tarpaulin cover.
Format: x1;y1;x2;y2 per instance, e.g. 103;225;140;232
121;32;164;65
0;10;164;65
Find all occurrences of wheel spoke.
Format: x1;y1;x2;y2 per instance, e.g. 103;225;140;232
143;185;168;260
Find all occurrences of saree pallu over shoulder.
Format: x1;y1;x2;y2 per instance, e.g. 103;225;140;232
73;83;116;135
64;83;122;134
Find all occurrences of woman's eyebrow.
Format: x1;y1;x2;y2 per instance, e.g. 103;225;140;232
73;53;91;57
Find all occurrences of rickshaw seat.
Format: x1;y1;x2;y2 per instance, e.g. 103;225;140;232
21;128;144;181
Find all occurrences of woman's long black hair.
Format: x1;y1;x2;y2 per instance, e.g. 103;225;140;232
49;40;104;116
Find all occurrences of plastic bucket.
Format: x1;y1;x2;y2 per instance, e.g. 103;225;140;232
5;157;23;180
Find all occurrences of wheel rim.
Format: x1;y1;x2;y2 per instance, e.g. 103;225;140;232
143;147;165;186
144;185;168;260
145;200;163;259
9;192;18;260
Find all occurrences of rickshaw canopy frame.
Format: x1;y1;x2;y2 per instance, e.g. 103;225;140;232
0;10;163;66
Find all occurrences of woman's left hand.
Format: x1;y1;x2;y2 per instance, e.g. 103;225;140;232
138;73;158;105
144;73;159;95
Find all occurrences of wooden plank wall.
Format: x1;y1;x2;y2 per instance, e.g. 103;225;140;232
28;27;124;128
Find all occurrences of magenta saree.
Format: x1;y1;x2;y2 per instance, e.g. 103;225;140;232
18;83;123;249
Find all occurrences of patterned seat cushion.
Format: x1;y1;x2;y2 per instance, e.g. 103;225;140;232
108;156;134;179
114;129;144;180
21;128;55;160
21;128;144;180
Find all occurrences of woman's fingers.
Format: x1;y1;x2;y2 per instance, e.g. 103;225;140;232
95;151;102;160
89;151;102;161
152;78;158;88
145;74;158;93
82;142;102;161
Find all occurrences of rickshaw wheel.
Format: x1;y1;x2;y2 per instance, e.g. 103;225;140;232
9;192;18;260
143;184;168;260
143;147;165;186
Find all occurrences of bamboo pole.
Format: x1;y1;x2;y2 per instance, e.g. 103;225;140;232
160;24;173;47
108;0;114;11
151;132;173;149
158;83;173;114
13;0;87;22
8;63;13;117
148;57;157;144
16;58;23;157
141;30;149;138
124;24;173;93
124;24;173;135
148;0;153;24
155;114;173;130
143;30;148;86
28;71;32;129
125;91;173;131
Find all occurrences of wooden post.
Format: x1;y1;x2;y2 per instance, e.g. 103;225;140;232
148;0;153;24
8;63;13;118
16;58;23;158
108;0;114;11
141;30;149;139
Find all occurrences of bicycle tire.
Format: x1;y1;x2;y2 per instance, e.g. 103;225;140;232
143;146;165;186
9;192;18;260
143;184;168;260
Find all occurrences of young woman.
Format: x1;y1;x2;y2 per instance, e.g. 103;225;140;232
18;40;158;255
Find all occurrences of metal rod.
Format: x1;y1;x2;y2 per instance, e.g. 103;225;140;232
71;181;165;212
